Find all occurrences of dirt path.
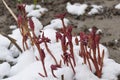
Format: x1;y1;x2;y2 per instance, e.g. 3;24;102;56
0;0;120;63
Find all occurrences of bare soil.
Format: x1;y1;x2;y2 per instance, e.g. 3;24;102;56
0;0;120;64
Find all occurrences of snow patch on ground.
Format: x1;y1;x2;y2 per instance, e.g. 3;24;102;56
25;4;48;18
44;18;70;30
88;5;103;15
115;3;120;9
66;2;88;16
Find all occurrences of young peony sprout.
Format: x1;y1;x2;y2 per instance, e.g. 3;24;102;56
79;26;104;78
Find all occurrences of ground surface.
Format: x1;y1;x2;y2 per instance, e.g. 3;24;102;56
0;0;120;63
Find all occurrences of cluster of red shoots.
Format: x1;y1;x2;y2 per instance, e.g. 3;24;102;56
56;13;76;74
17;3;104;78
17;4;60;77
78;27;104;78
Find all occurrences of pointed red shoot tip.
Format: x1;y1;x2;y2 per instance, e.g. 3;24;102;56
67;25;73;32
92;26;98;34
17;4;26;12
56;32;62;39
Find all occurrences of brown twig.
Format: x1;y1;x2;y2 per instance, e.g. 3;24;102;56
0;32;23;53
2;0;17;22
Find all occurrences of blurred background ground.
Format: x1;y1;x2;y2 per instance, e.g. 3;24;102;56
0;0;120;63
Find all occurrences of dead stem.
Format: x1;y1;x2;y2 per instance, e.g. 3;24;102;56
0;32;23;53
2;0;17;22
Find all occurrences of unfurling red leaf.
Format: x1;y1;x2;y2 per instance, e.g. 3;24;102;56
67;26;72;33
38;33;51;44
51;64;61;70
51;64;61;78
91;26;97;35
29;18;35;31
17;14;22;28
66;32;72;42
56;32;62;40
17;4;26;13
40;49;46;62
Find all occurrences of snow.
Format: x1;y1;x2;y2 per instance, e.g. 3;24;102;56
25;4;48;18
0;35;10;48
9;49;36;76
88;5;103;15
66;2;103;16
115;3;120;9
44;18;70;30
42;29;57;43
25;5;42;13
31;17;43;36
27;9;42;18
66;2;88;16
8;29;23;54
89;28;103;34
1;3;120;80
74;64;100;80
9;25;17;29
0;62;10;79
0;46;16;62
102;59;120;80
2;61;50;80
54;66;74;80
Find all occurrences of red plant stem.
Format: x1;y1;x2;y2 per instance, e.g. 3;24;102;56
51;69;57;78
60;36;66;53
80;43;86;64
97;44;101;65
32;31;48;77
61;19;66;32
42;61;48;77
85;46;92;71
61;17;76;66
88;47;101;77
69;42;76;66
88;48;94;62
38;73;45;77
83;46;87;64
92;49;101;78
61;44;66;53
36;43;48;77
100;50;104;73
68;58;76;74
61;55;69;66
44;42;58;65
